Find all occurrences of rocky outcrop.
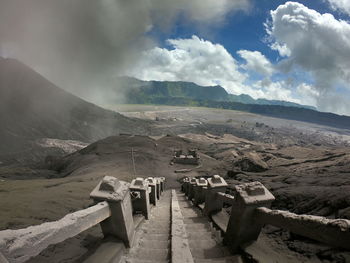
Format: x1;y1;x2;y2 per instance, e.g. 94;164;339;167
233;152;268;172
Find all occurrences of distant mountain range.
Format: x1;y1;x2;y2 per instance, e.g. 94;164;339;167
118;77;316;110
115;77;350;130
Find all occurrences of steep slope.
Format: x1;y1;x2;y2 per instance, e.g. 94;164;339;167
0;57;150;164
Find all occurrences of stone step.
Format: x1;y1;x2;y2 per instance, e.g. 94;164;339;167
193;256;243;263
181;211;202;218
175;191;237;262
177;199;191;203
188;231;215;240
152;209;170;212
180;206;200;212
148;217;170;221
139;227;170;234
184;217;209;224
179;205;194;209
128;248;169;261
138;239;169;249
149;217;170;222
185;222;211;231
152;206;170;209
142;223;170;230
149;218;169;222
142;223;170;228
186;227;211;233
151;208;170;212
151;213;170;216
124;259;169;263
190;246;232;259
178;200;192;204
139;233;169;241
188;239;218;249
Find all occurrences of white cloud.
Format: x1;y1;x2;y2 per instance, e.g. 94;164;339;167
127;35;250;95
269;42;291;57
127;35;319;105
266;1;350;114
0;0;250;102
252;79;301;103
238;50;275;76
326;0;350;15
175;0;250;23
296;83;319;106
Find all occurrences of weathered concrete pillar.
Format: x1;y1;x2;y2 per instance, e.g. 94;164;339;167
146;177;157;206
223;181;275;252
155;178;161;199
193;178;208;206
90;176;135;247
187;178;197;201
184;177;194;196
181;177;189;193
204;175;227;216
160;177;165;192
129;177;151;220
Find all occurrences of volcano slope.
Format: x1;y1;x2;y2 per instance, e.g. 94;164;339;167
0;134;225;262
0;57;152;165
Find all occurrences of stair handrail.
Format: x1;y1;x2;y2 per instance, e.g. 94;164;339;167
255;207;350;250
183;176;350;253
0;176;165;263
0;201;110;263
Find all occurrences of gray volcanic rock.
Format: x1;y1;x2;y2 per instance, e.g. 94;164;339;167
233;152;269;172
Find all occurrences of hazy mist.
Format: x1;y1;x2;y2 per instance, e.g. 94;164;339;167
0;0;249;104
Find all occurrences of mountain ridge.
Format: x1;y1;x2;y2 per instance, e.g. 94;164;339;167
118;76;316;110
114;77;350;130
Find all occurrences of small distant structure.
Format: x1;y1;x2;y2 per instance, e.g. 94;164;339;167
172;148;200;165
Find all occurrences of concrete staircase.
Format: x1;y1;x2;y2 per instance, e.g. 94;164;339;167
120;189;241;263
121;190;171;263
176;191;242;263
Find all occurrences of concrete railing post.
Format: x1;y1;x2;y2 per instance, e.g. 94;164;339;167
187;178;197;201
130;177;151;220
193;178;208;206
90;176;135;247
204;175;228;216
182;177;191;196
160;177;165;192
146;177;157;206
223;181;275;252
155;178;161;199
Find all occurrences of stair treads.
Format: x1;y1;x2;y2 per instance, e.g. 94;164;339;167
189;239;218;248
139;227;169;234
138;239;169;249
190;246;231;259
176;190;239;262
171;190;194;263
138;233;169;241
129;247;169;261
122;190;171;263
194;256;243;263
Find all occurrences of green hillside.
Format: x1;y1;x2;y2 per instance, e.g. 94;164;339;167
119;77;316;110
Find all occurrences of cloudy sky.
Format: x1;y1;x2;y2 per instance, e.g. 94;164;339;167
126;0;350;115
1;0;350;115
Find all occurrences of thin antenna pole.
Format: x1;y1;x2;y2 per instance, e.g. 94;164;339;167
131;147;136;178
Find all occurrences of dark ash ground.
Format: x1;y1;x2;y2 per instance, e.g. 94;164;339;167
1;105;350;262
